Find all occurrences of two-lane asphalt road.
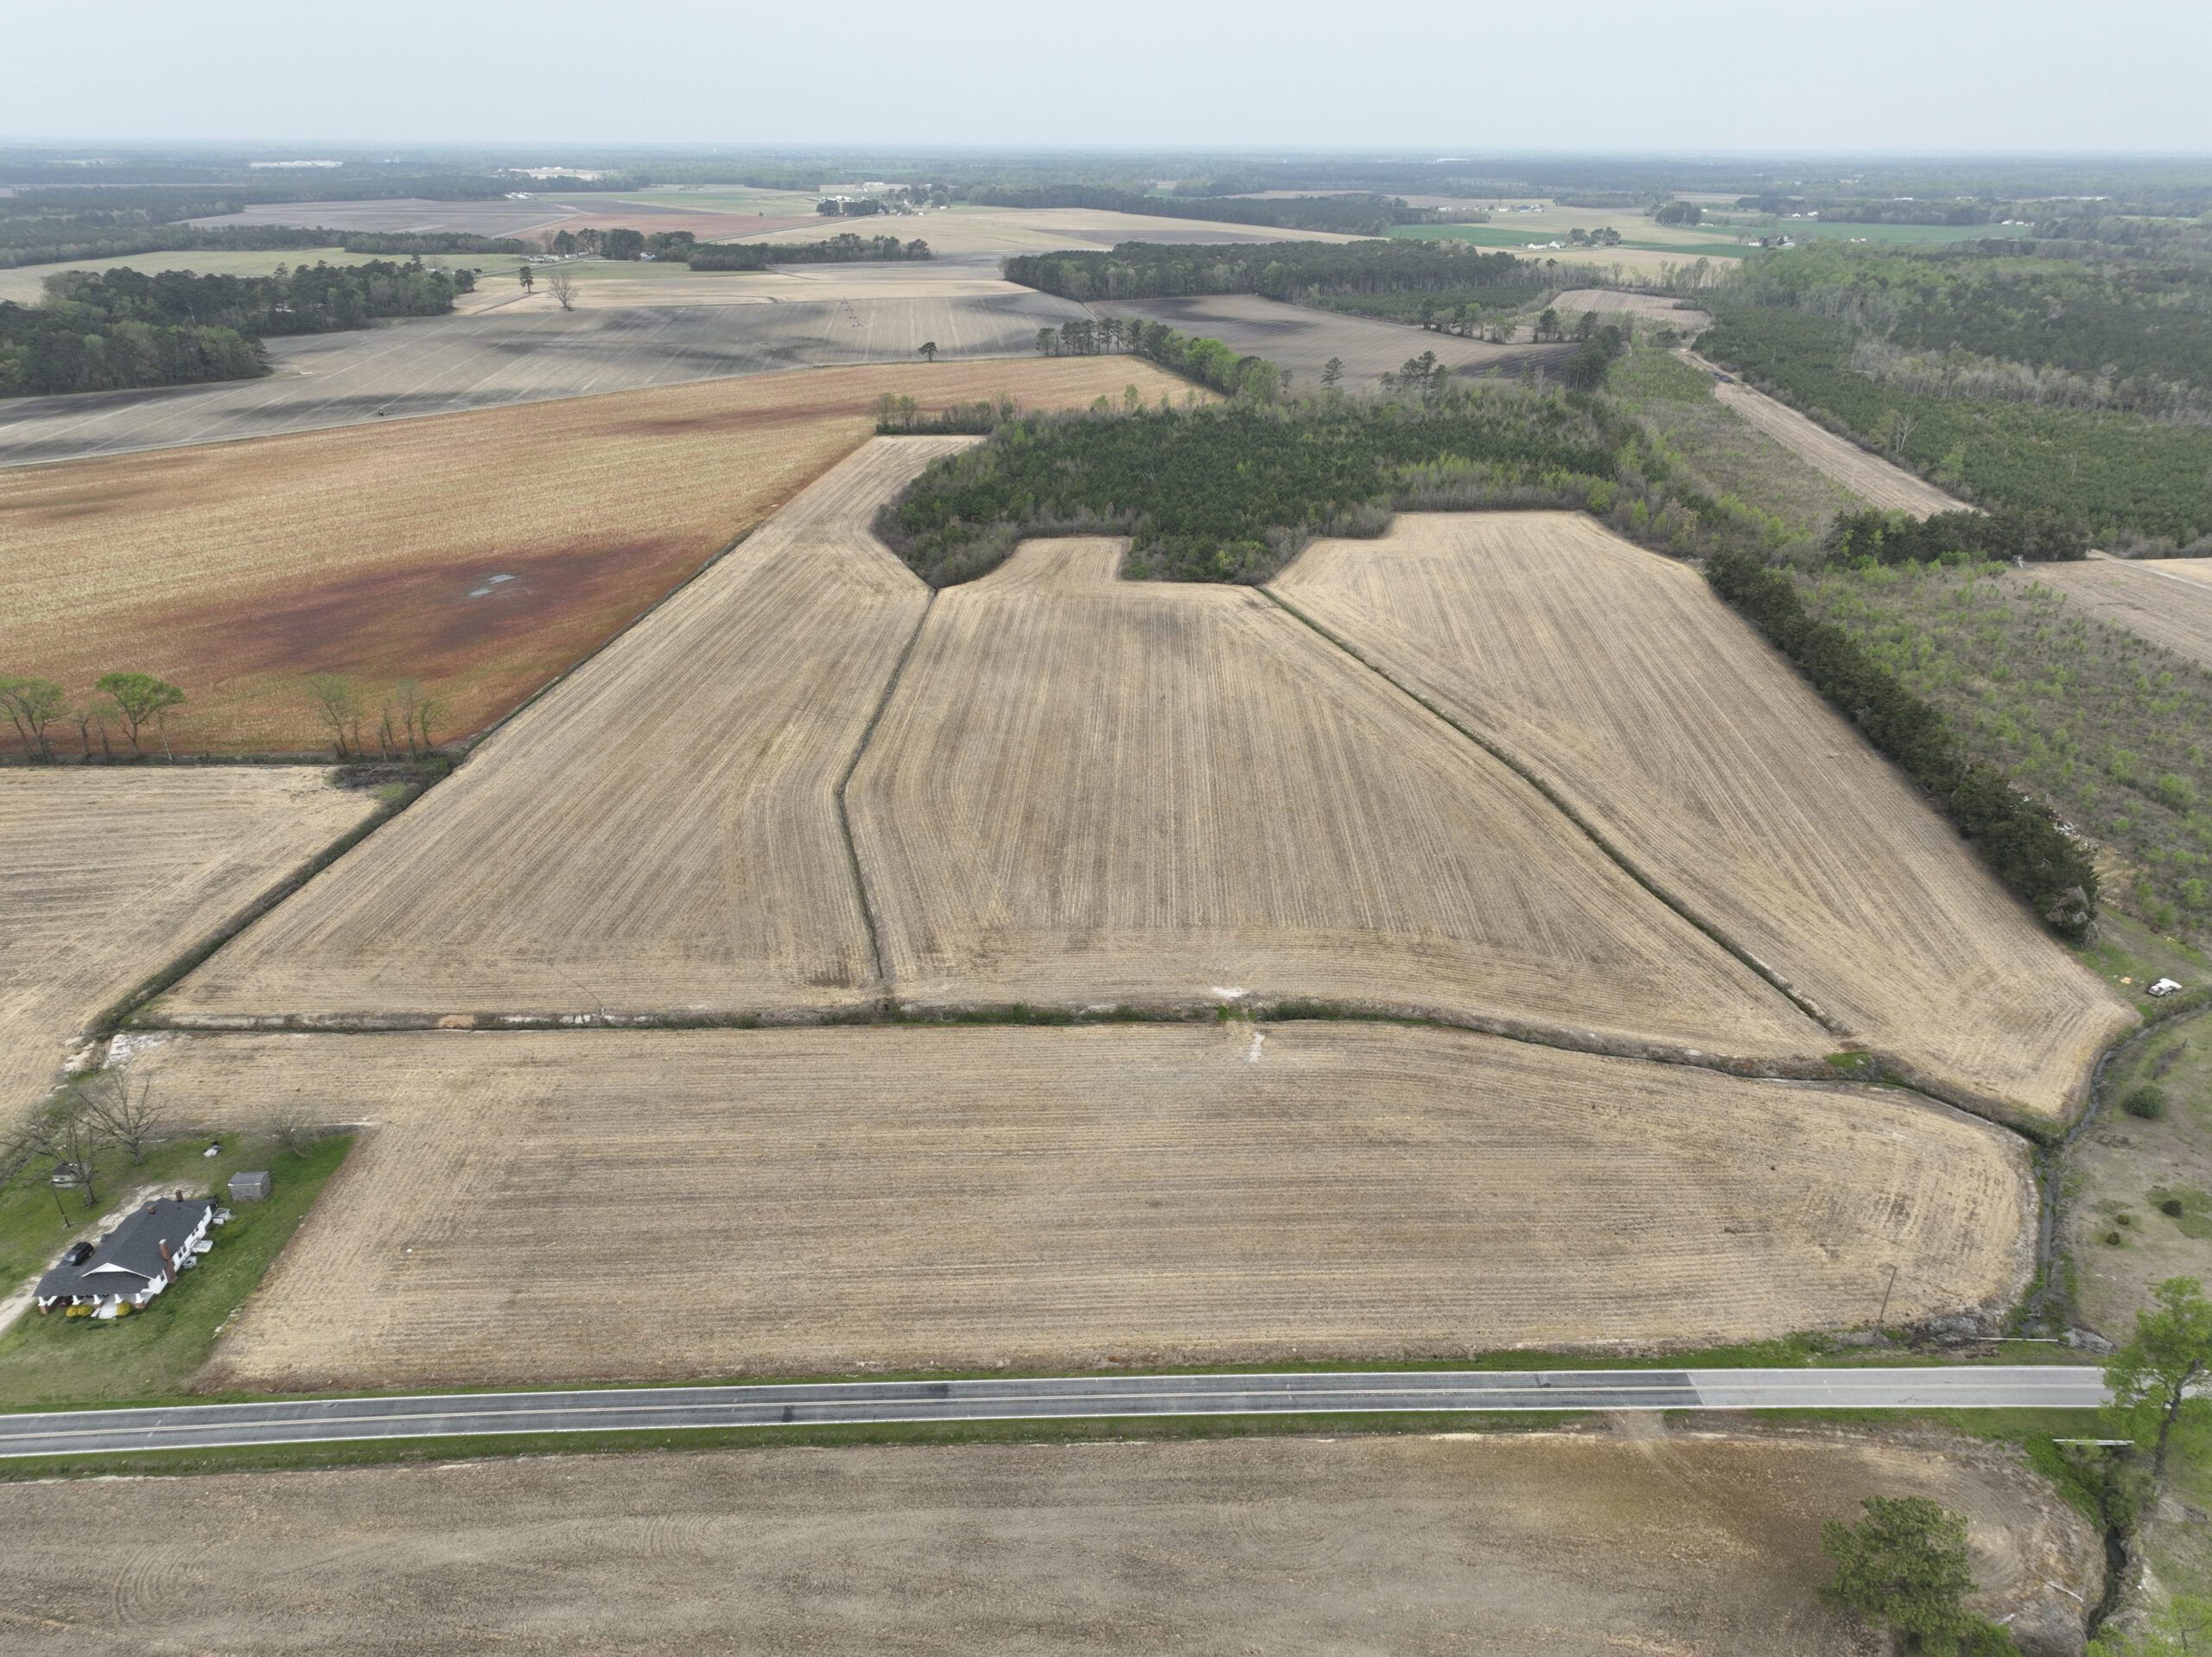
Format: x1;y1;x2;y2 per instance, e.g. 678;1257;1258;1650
0;1366;2107;1459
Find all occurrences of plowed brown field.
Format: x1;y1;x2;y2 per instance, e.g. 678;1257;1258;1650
848;537;1820;1058
2027;555;2212;670
0;1432;2099;1656
0;359;1185;754
0;770;373;1128
157;441;969;1022
126;1023;2032;1389
1104;293;1572;388
1274;512;2133;1121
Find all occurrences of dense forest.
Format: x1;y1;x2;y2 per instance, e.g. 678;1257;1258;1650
877;390;1630;586
0;261;473;397
1822;507;2090;566
1733;242;2212;399
1002;239;1535;302
1699;301;2212;546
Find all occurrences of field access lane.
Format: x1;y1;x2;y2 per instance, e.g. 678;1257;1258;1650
0;1368;2107;1459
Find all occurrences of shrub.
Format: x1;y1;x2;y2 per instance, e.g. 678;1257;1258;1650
2122;1084;2170;1120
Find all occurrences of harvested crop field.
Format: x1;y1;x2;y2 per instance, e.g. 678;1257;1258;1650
0;358;1185;755
2026;556;2212;670
175;195;804;240
124;1022;2032;1388
1102;293;1573;388
1274;512;2133;1121
0;1429;2099;1656
1684;351;1965;515
181;196;585;237
0;770;372;1130
1546;287;1713;331
156;440;969;1022
474;255;1033;313
0;282;1089;466
744;204;1368;255
849;537;1821;1059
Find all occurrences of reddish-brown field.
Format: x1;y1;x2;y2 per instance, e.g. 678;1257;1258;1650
0;358;1192;755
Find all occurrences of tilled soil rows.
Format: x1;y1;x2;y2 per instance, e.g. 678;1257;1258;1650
1274;511;2133;1122
0;769;373;1128
156;440;972;1021
0;1429;2099;1656
849;536;1821;1060
126;1022;2036;1389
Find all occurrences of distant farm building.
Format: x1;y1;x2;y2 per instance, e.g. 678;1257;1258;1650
35;1197;215;1317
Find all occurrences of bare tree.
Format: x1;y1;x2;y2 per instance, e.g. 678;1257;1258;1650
20;1100;106;1219
69;702;103;759
306;673;362;759
544;266;577;311
268;1102;319;1158
72;1072;163;1165
409;687;442;755
394;680;425;758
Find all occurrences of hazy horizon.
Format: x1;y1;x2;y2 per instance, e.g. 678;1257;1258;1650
15;0;2210;155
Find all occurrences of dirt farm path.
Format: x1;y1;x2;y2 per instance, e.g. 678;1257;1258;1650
1681;350;1967;517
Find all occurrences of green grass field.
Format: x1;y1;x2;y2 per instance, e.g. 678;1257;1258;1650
1608;344;1864;543
0;1133;350;1411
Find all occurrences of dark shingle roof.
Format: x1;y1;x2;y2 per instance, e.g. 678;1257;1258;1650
36;1197;213;1302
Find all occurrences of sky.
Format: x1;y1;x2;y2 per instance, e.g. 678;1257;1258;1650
9;0;2211;155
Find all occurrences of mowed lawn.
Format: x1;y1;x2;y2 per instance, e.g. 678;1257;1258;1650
0;357;1192;755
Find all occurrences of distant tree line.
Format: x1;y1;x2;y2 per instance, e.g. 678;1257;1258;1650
1313;283;1548;327
335;232;530;256
1705;547;2099;936
1003;238;1535;303
958;186;1422;237
0;177;530;267
527;227;931;269
686;234;931;270
1;260;473;397
0;221;530;270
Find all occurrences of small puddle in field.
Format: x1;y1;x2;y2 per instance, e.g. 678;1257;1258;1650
465;575;518;599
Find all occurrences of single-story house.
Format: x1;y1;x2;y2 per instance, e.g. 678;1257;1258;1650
35;1197;215;1317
